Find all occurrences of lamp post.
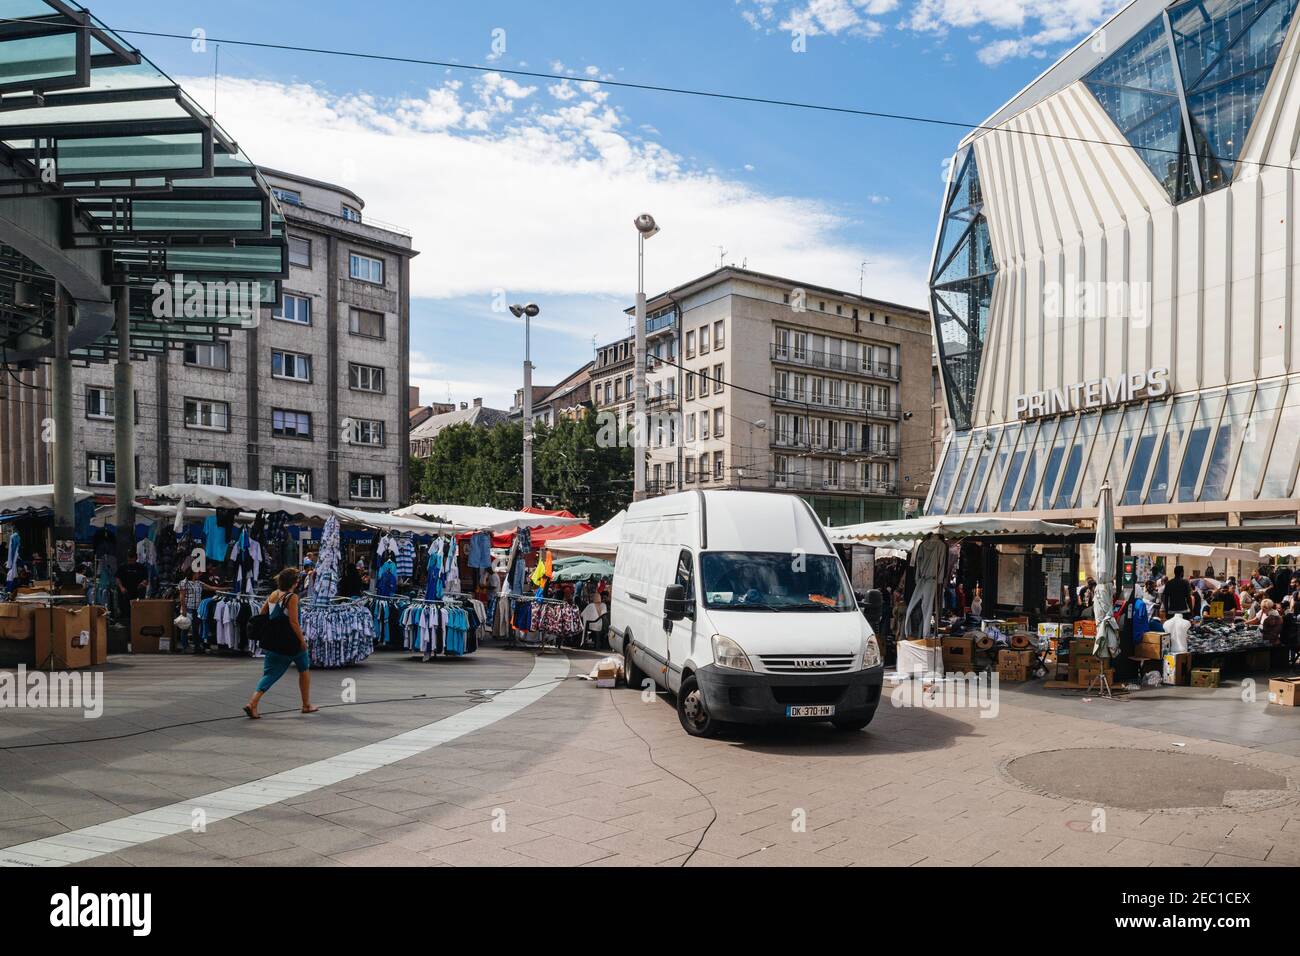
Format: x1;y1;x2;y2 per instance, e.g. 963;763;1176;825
510;302;540;507
633;213;659;501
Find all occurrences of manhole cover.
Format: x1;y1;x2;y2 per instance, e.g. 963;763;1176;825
1004;748;1292;810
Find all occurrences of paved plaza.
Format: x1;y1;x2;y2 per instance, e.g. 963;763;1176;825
2;647;1300;867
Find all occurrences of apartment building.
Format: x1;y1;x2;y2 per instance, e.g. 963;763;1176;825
590;334;635;426
68;168;418;508
640;267;932;525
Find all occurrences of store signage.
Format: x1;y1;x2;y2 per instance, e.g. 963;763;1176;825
1013;367;1170;420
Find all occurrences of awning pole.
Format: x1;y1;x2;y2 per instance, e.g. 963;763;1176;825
113;288;135;565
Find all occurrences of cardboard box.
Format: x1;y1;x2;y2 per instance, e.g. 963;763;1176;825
1137;632;1165;660
0;602;36;640
1076;620;1097;638
1163;653;1191;687
1068;638;1095;659
997;663;1028;682
1037;622;1073;641
131;599;175;653
87;606;108;665
1191;667;1221;688
942;636;975;668
34;605;94;670
1268;677;1300;706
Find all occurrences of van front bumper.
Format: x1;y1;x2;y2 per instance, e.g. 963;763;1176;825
694;663;883;724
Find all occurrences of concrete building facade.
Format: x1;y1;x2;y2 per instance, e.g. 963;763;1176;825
638;267;933;525
21;168;418;508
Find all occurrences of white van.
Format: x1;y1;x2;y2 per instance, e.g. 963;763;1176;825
611;490;883;737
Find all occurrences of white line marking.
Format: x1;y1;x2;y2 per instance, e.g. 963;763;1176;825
0;653;570;867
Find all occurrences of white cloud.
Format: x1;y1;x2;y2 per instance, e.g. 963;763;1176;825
188;72;927;308
741;0;1122;62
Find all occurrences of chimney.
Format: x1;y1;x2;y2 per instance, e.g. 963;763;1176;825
473;397;482;408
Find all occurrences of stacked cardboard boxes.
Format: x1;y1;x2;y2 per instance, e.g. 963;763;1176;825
1162;653;1191;686
997;648;1033;682
941;636;976;673
1136;632;1166;660
34;605;98;670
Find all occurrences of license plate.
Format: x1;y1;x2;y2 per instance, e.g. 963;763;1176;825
786;705;835;718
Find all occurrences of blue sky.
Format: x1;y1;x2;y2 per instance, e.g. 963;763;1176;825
97;0;1123;408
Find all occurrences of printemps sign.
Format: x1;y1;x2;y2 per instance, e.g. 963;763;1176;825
1014;368;1170;421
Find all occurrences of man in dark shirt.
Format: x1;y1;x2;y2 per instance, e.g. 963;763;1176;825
116;557;148;624
1162;565;1192;616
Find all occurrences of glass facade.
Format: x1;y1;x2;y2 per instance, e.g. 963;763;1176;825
1085;0;1298;203
927;378;1300;514
930;148;996;431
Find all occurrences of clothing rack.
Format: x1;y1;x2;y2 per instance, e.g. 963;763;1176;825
363;591;481;659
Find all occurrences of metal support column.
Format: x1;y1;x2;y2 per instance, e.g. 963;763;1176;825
50;286;74;586
523;311;533;508
113;289;134;566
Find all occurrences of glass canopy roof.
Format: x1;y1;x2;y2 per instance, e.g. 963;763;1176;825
0;0;286;362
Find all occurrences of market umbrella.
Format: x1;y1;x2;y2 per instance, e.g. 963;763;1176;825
552;557;614;582
1093;481;1119;662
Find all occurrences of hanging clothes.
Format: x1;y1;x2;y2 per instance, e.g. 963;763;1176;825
396;536;415;580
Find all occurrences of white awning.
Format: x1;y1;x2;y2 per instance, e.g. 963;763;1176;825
548;511;625;556
828;515;1078;544
1262;546;1300;559
332;507;457;536
389;503;589;533
0;484;94;515
150;483;342;521
1128;543;1261;563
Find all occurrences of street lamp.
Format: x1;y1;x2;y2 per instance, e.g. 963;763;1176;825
510;302;540;507
633;213;659;501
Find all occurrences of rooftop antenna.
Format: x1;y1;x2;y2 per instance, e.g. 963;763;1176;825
859;260;872;297
717;246;727;269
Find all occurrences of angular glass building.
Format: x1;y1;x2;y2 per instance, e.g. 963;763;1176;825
927;0;1300;534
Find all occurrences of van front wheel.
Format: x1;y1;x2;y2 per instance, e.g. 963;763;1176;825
622;637;646;690
677;675;721;738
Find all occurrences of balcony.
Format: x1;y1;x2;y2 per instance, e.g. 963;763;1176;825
769;387;902;419
770;435;895;458
646;390;679;411
770;343;899;380
767;471;898;496
646;310;677;338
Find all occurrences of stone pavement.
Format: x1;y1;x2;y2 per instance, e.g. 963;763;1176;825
2;646;1300;866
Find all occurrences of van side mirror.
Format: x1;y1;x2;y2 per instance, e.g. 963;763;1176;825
664;584;690;622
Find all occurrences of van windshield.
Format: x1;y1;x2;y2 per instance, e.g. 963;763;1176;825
699;551;855;612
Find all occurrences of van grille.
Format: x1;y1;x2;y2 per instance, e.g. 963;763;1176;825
771;684;847;704
759;655;856;674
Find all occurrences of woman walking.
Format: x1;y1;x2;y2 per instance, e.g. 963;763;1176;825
243;568;319;718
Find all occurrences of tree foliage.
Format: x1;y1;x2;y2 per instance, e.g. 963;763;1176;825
410;414;631;524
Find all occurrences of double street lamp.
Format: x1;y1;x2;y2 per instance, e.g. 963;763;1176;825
510;302;540;507
633;213;659;502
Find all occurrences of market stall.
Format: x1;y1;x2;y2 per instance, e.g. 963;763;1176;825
547;510;625;557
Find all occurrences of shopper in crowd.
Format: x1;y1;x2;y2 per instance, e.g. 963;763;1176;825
244;567;317;719
580;589;608;649
300;555;317;596
1162;565;1193;617
338;561;364;598
1259;598;1284;644
176;565;218;653
116;554;149;625
970;584;983;620
29;551;47;581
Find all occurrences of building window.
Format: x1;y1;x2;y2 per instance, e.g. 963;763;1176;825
184;398;230;432
349;252;384;284
348;307;385;339
700;410;709;440
184;341;229;370
699;325;710;354
271;409;312;439
350;419;385;445
714;453;724;480
714;408;725;437
653;463;662;488
341;204;362;223
685;457;696;482
85;386;113;420
273;467;312;497
686;374;695;400
272;349;312;382
288;236;311;267
698;371;709;398
686;330;695;358
714;321;724;350
274;294;311;325
687;414;696;441
86;453;114;486
349;473;385;500
713;364;724;392
348;363;385;393
185;461;230;485
666;463;675;487
698;455;709;482
272;187;301;206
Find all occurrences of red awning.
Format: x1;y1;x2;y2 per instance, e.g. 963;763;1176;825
486;507;592;549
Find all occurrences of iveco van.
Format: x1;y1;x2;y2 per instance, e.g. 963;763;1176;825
610;490;883;737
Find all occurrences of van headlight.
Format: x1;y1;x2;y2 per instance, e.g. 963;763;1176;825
712;634;753;671
861;632;882;669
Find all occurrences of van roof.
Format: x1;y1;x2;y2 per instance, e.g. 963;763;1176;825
627;490;835;555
